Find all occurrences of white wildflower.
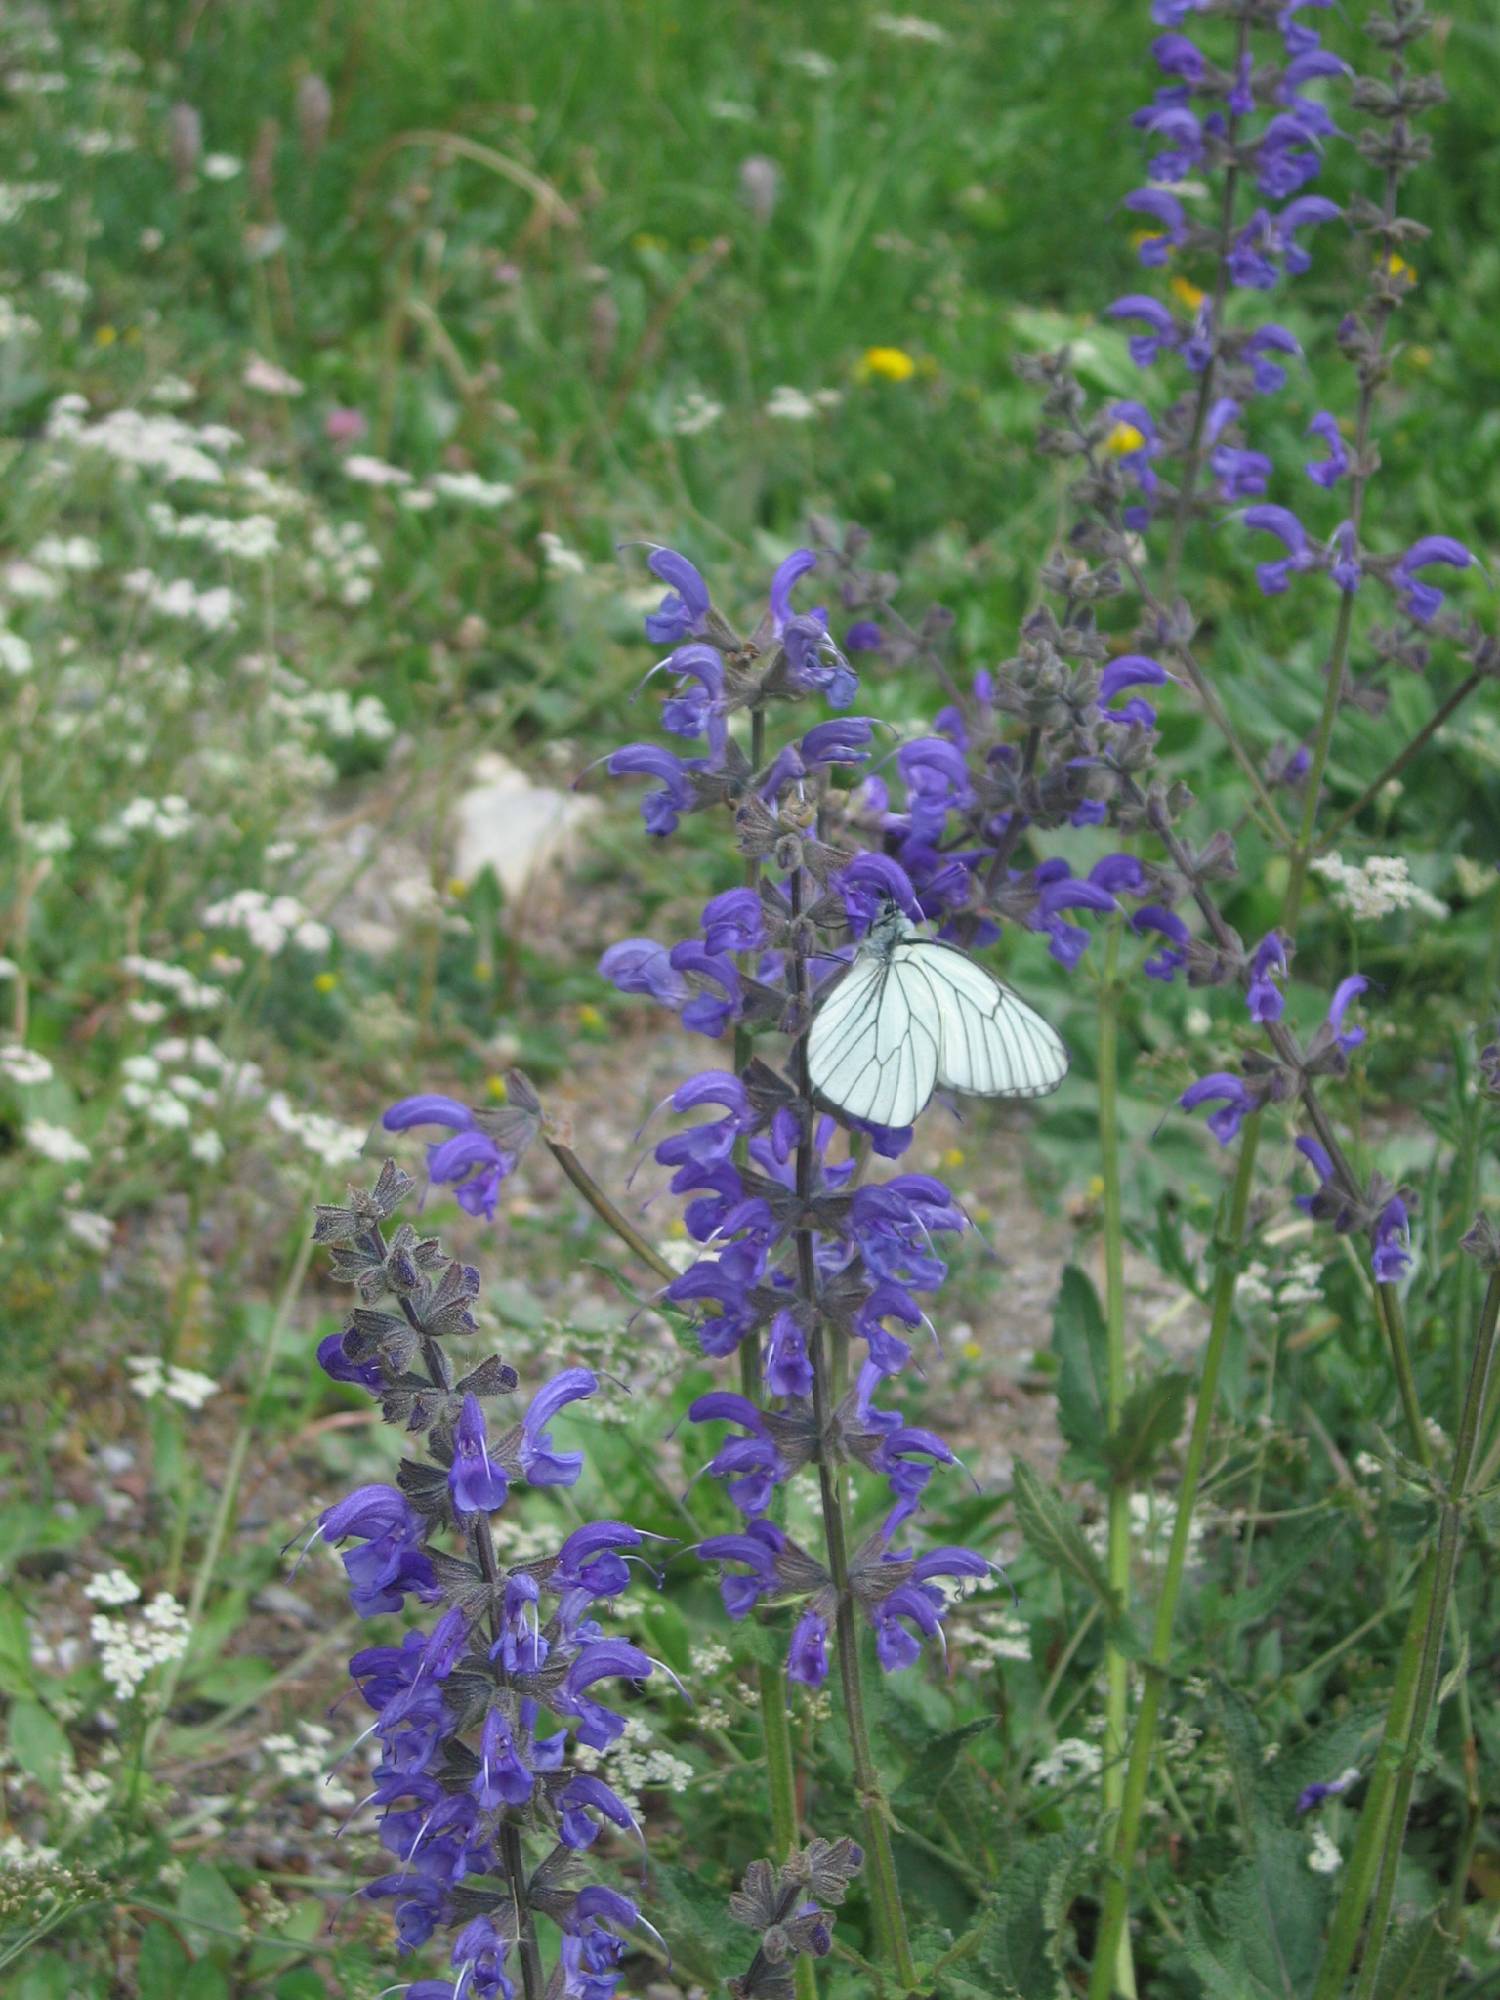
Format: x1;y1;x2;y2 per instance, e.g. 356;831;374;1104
872;12;949;40
670;390;724;437
0;629;32;675
90;1591;190;1701
201;153;242;180
1310;853;1448;922
242;355;304;396
84;1569;141;1607
538;531;586;576
24;1119;90;1166
0;1044;53;1085
1308;1826;1342;1874
66;1209;115;1253
426;471;514;509
1030;1737;1102;1787
343;453;412;488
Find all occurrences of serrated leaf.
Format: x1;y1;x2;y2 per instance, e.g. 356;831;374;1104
970;1828;1092;1998
1371;1913;1460;2000
892;1718;993;1810
1182;1825;1334;1998
1051;1265;1109;1476
1010;1460;1118;1617
1103;1370;1189;1482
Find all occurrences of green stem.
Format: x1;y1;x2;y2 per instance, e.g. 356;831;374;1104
1088;1118;1260;1999
788;871;916;1990
1096;920;1137;2000
142;1224;315;1763
1348;1270;1500;2000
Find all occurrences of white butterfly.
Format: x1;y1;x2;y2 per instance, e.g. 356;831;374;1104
807;901;1068;1129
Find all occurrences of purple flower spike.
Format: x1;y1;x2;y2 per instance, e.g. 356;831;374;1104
1372;1197;1412;1283
1247;933;1289;1024
1180;1072;1255;1146
449;1394;510;1517
1305;411;1349;488
1327;975;1369;1051
769;549;818;629
644;547;710;645
521;1368;598;1486
787;1608;830;1687
1242;504;1314;595
1392;536;1473;624
1107;293;1179;367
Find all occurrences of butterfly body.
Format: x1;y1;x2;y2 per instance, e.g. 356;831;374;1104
806;902;1068;1129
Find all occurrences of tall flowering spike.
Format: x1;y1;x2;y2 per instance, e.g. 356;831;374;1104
301;1167;651;1996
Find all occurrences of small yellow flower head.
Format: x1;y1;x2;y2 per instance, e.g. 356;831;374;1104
961;1339;983;1362
1407;344;1434;370
577;1002;604;1030
858;346;917;384
1087;1174;1106;1201
94;324;117;348
1381;251;1415;282
473;958;493;983
941;1147;965;1170
1169;274;1206;310
1104;420;1146;456
484;1073;508;1103
446;876;468;899
313;971;339;995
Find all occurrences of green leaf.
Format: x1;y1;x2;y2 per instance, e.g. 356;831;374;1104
1182;1826;1334;1998
1051;1265;1110;1478
136;1923;191;2000
893;1718;994;1811
1372;1914;1460;2000
0;1594;37;1696
0;1503;94;1579
969;1828;1093;1997
1010;1461;1117;1617
1103;1370;1189;1483
8;1697;69;1787
649;1858;747;1986
175;1861;244;1960
182;1963;231;2000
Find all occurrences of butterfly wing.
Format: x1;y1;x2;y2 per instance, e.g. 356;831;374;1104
894;940;1068;1100
807;949;940;1129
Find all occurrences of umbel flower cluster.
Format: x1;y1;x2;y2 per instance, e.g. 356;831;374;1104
306;1160;659;2000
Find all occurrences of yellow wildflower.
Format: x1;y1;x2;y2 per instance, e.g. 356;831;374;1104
1381;251;1415;282
313;971;339;995
577;1003;604;1030
1170;274;1206;310
857;346;918;384
446;876;468;898
94;324;117;347
940;1147;965;1170
1104;420;1146;455
485;1074;508;1103
961;1339;983;1362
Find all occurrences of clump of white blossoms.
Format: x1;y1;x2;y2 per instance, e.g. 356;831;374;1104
958;1601;1032;1667
98;795;195;846
1308;1826;1342;1875
263;1092;365;1168
670;390;724;437
766;385;842;421
24;1119;90;1167
0;628;33;676
65;1209;115;1254
1310;852;1448;922
242;354;304;396
83;1569;142;1608
121;953;225;1014
1030;1737;1103;1787
121;569;241;634
0;1044;54;1085
303;520;381;605
572;1713;693;1816
90;1590;190;1701
147;499;279;561
200;889;330;956
125;1355;220;1409
425;470;514;509
1239;1251;1325;1313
